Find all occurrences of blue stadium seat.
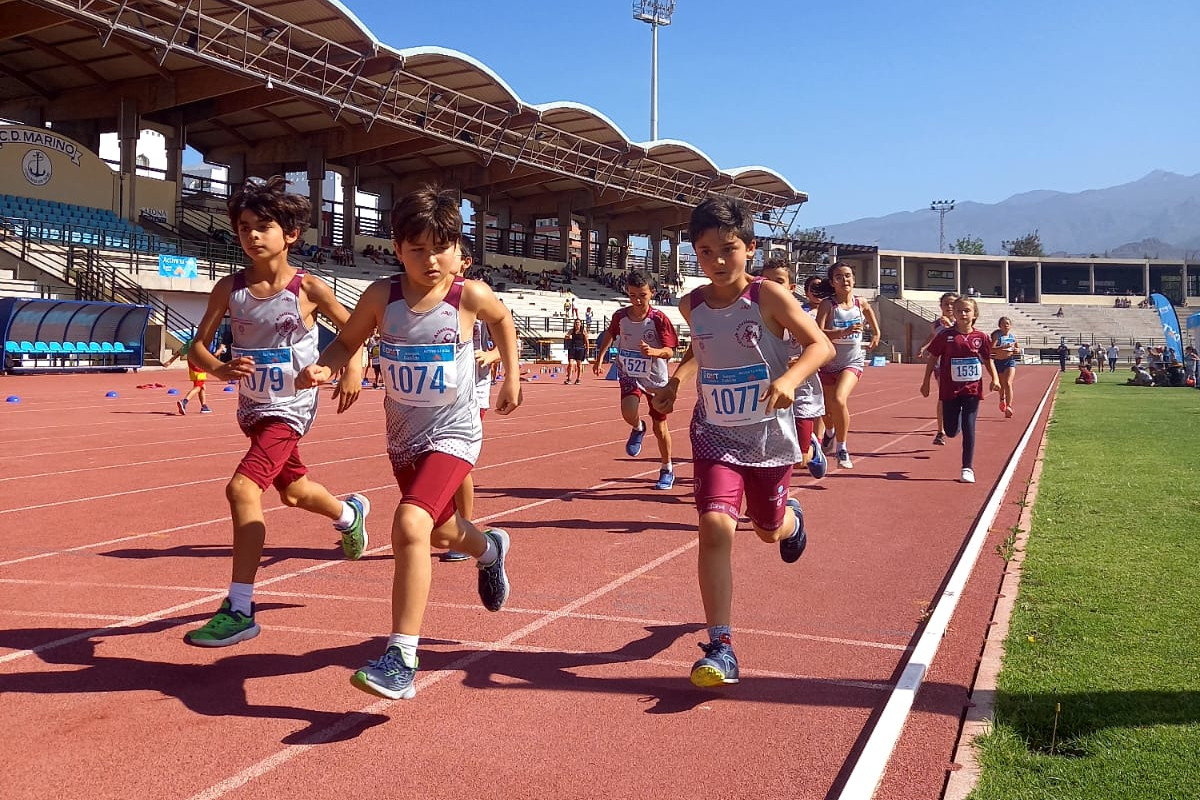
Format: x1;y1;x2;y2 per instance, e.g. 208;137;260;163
5;341;19;354
19;341;34;353
100;342;115;352
60;342;77;354
112;342;129;353
76;341;90;352
34;341;50;353
48;341;63;353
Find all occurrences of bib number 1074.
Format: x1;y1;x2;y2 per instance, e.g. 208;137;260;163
386;363;446;395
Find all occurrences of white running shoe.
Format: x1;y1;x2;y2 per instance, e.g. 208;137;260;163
836;447;853;469
960;468;976;483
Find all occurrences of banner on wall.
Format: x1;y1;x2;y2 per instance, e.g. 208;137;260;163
158;254;198;279
1150;292;1183;362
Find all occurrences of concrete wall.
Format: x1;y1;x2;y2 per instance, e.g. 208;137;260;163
0;125;117;210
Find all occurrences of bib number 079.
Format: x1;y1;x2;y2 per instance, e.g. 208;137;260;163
244;365;285;394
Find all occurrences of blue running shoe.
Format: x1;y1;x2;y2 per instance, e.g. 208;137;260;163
654;468;675;490
806;434;827;479
690;639;739;687
477;529;510;612
625;421;646;457
351;646;418;700
779;498;807;563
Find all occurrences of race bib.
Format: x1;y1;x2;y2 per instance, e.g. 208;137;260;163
700;364;769;427
380;342;457;407
833;317;861;342
618;347;651;378
232;346;295;402
950;357;982;383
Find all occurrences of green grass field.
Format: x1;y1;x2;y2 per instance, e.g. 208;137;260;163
971;378;1200;799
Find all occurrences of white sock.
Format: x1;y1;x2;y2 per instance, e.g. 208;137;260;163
333;500;356;530
662;461;673;472
477;534;498;567
228;582;254;616
387;633;419;664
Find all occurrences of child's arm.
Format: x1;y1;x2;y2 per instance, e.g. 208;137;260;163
303;274;364;413
920;338;943;397
296;279;386;400
591;320;618;375
649;299;696;416
188;276;254;382
759;280;835;411
465;281;521;415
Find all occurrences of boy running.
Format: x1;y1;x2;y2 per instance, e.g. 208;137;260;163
592;271;679;490
652;196;834;687
164;336;225;414
183;175;369;647
297;187;521;700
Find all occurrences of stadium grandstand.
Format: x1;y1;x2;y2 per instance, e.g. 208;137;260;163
0;0;1195;372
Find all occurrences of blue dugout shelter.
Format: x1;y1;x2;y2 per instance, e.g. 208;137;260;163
1;297;151;373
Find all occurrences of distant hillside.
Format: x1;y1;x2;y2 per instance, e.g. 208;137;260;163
816;170;1200;258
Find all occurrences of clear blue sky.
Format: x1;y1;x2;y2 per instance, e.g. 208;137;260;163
346;0;1199;227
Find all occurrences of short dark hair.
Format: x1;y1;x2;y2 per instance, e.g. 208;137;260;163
688;195;755;247
759;257;793;283
625;270;650;289
227;175;310;240
390;187;462;249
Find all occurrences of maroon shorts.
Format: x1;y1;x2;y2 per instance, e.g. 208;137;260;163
818;366;863;387
393;451;474;528
235;419;308;491
618;378;667;422
693;458;793;530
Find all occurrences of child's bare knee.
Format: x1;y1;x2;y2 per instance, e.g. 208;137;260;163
226;474;261;506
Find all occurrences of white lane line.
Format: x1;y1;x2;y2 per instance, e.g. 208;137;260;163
834;376;1058;800
185;538;701;800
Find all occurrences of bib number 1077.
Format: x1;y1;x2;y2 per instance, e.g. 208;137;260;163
708;385;760;416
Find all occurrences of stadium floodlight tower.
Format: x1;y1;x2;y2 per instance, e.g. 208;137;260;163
930;199;955;253
632;1;676;140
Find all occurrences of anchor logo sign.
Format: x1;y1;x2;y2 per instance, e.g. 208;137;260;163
22;148;52;186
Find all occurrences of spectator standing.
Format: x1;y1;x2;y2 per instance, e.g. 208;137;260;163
1106;343;1119;373
1056;341;1069;372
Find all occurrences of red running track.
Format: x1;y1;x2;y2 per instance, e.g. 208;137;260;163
0;364;1057;800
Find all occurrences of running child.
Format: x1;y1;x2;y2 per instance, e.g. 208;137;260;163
916;291;959;445
164;335;225;414
296;187;521;700
816;261;880;468
920;296;1000;484
990;316;1021;418
368;332;383;388
651;196;834;687
801;276;831;452
760;260;827;479
182;175;369;647
592;270;680;491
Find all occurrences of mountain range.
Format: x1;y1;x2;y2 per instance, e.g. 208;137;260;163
816;170;1200;259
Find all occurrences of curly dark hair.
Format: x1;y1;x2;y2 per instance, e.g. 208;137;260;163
226;175;310;241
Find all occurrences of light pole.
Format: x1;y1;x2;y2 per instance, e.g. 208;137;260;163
930;199;955;253
632;1;675;140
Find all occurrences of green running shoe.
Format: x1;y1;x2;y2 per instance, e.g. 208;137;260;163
185;598;260;647
338;493;370;560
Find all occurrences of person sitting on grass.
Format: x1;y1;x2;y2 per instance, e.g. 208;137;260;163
1075;363;1096;384
1127;365;1154;386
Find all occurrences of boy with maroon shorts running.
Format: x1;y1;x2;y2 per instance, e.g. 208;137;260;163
183;176;369;647
592;271;679;490
652;196;833;687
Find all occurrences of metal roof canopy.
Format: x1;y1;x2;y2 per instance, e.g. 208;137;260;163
0;0;807;233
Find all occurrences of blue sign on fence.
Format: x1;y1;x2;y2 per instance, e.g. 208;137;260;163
158;254;198;278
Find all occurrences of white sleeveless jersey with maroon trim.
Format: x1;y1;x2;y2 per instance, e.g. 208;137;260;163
379;276;482;469
472;318;493;411
686;281;801;467
228;270;319;436
825;296;866;371
604;306;678;389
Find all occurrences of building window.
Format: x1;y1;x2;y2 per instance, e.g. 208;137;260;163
928;269;954;280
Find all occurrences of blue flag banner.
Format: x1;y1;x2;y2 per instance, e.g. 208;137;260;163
158;254;198;278
1187;312;1200;353
1150;292;1183;362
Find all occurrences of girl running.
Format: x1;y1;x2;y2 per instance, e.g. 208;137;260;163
816;262;879;469
920;297;1000;484
990;316;1020;418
